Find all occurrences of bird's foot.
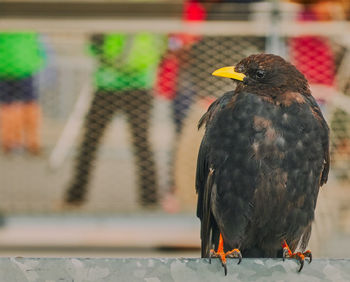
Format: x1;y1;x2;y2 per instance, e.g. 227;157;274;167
209;234;242;276
282;240;312;272
209;248;242;275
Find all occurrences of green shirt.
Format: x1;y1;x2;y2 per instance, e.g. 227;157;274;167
0;32;45;79
91;33;166;91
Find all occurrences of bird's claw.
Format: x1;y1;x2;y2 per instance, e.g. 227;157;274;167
282;241;312;272
209;248;242;275
297;257;304;272
209;249;214;264
223;261;227;276
304;250;312;264
282;247;289;262
226;248;242;264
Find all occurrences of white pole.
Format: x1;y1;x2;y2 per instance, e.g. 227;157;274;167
48;83;92;170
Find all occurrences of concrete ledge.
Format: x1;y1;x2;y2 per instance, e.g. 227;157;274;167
0;258;349;281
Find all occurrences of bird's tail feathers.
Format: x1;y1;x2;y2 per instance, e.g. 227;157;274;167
201;168;214;258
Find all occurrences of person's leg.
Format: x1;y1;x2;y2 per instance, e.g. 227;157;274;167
0;79;23;153
0;102;23;153
172;83;196;135
19;76;42;155
124;90;158;206
22;101;41;154
65;90;117;205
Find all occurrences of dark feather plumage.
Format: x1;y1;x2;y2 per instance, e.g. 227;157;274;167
196;54;330;259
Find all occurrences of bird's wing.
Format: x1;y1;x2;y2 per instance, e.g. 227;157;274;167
304;94;330;186
196;91;236;257
196;91;236;212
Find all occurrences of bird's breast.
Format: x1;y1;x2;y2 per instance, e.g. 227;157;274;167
207;91;324;192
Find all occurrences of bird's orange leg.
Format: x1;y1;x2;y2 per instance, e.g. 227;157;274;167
209;233;242;275
282;240;312;272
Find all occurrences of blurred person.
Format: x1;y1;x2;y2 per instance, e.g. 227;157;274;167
167;0;263;133
156;0;206;134
288;0;346;113
65;33;166;208
155;0;206;212
0;32;45;155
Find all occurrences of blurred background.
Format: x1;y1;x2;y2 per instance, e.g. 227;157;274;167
0;0;349;259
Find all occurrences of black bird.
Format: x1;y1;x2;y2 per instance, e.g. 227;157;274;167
196;54;329;274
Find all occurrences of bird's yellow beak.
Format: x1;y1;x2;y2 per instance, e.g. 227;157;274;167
212;66;246;81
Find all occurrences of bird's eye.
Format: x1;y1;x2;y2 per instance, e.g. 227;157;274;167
255;69;266;79
235;66;245;73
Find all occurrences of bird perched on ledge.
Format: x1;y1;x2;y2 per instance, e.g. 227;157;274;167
196;54;329;275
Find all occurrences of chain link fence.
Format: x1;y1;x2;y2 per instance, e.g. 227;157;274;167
0;4;349;219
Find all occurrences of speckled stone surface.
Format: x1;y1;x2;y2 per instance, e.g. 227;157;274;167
0;258;349;282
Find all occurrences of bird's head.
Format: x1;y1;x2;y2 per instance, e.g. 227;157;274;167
212;53;311;97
